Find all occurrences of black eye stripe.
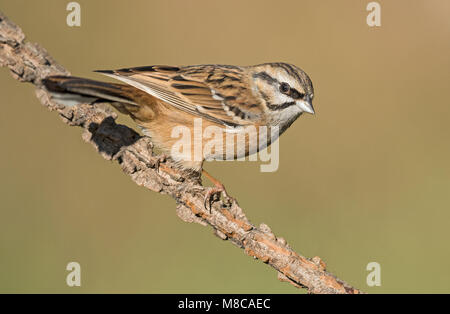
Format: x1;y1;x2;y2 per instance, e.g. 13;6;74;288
253;71;278;84
290;88;305;99
254;71;305;100
267;102;296;111
279;83;304;100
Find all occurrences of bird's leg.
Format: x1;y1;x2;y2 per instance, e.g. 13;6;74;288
154;153;167;172
202;169;232;211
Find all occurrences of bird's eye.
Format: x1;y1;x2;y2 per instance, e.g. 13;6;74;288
279;82;290;94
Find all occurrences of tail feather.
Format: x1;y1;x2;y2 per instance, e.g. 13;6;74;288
43;75;158;122
42;76;138;107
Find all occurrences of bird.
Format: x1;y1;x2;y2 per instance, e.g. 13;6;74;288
43;63;315;208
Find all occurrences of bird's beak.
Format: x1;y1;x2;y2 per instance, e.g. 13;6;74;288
296;96;315;115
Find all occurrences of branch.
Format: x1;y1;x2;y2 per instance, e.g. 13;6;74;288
0;11;362;294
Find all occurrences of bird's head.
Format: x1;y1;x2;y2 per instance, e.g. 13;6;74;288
249;62;314;130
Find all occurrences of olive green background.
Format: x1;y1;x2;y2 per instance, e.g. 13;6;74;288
1;0;449;293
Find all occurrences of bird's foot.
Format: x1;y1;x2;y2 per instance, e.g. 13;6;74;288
202;170;233;212
155;154;167;172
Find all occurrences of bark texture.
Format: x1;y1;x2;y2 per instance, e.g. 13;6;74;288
0;11;362;294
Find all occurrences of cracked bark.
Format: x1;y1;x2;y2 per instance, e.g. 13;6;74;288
0;11;363;294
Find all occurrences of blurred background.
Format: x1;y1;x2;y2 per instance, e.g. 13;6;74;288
1;0;449;293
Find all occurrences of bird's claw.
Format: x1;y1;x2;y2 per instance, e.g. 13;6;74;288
155;154;167;172
204;187;233;213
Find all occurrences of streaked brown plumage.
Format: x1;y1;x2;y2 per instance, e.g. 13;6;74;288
43;63;314;171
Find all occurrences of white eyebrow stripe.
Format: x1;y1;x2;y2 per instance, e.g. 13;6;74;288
275;72;298;89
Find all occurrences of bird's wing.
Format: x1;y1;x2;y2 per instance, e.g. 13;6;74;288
95;65;263;128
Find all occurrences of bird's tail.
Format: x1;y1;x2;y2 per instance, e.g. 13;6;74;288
42;76;138;106
42;76;155;120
